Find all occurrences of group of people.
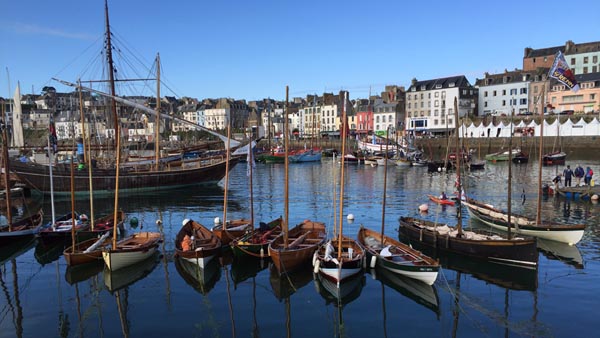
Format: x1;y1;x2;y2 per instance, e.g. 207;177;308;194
556;164;594;187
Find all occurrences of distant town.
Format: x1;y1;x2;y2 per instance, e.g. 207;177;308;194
2;39;600;145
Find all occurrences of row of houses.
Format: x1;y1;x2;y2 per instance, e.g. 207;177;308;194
2;40;600;142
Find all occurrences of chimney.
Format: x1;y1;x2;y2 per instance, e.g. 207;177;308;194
565;40;575;53
411;78;417;86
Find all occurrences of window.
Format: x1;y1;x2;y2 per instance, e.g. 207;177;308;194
583;66;588;74
520;88;527;94
520;98;527;105
502;89;507;95
584;56;589;63
428;93;431;99
435;92;439;97
434;100;439;107
502;100;506;106
448;118;453;125
448;108;453;115
449;82;455;87
435;84;442;89
434;120;438;125
408;103;411;109
484;91;488;97
420;93;424;99
420;102;424;108
593;66;598;73
591;94;596;100
434;109;439;116
571;58;575;65
493;91;497;96
382;116;386;123
484;102;488;107
594;55;598;63
544;56;548;62
376;116;380;123
427;110;432;117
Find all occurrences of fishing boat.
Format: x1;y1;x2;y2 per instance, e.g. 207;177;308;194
399;99;538;269
485;148;521;162
314;93;365;284
268;86;327;275
427;194;455;206
462;198;584;245
230;217;283;260
102;231;162;271
542;150;567;165
289;147;322;163
37;211;90;242
175;219;221;268
358;227;439;285
10;1;237;196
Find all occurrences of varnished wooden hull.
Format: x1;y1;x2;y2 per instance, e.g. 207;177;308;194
175;220;221;268
10;157;237;195
211;219;253;246
231;217;283;260
268;220;326;274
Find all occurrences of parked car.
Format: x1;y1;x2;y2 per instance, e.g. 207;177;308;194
559;110;574;115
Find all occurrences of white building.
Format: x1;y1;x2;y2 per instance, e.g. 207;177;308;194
405;75;478;136
476;70;530;116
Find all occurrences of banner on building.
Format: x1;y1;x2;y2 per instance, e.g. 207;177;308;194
548;51;579;92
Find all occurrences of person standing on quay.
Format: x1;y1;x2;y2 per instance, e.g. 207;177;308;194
575;164;585;186
563;165;573;187
585;167;594;185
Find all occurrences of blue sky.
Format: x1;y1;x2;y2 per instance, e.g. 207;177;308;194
2;0;600;102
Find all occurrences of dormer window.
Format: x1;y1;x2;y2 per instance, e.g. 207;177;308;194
420;85;426;90
435;84;442;89
448;82;455;87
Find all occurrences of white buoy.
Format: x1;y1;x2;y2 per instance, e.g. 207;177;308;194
370;255;377;268
182;218;190;226
313;260;321;274
214;217;221;224
591;194;599;201
419;204;429;212
347;214;354;221
156;219;162;225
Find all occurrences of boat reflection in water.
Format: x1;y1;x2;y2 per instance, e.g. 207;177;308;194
175;256;221;295
103;252;160;293
406;242;538;291
230;257;268;289
370;267;440;317
537;238;584;269
64;261;104;285
0;237;36;265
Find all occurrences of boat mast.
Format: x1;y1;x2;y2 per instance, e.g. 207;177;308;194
105;0;121;249
222;110;232;228
536;86;545;225
380;125;389;244
1;100;12;229
453;98;463;236
283;86;289;249
69;120;77;252
78;80;95;230
337;92;348;261
155;53;161;171
507;104;513;239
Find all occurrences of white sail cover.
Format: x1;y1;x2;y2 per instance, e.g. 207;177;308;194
12;83;24;147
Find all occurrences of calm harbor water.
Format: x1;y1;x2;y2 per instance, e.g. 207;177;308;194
1;158;599;338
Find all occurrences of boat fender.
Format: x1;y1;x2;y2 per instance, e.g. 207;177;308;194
591;194;599;201
214;217;221;224
313;259;320;274
260;247;265;258
182;219;190;226
312;252;318;266
370;255;377;268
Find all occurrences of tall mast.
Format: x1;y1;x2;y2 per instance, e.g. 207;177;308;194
155;53;161;171
223;111;231;227
337;92;348;260
105;0;121;249
453;98;463;236
283;87;289;248
78;80;95;230
507;103;513;240
536;86;546;225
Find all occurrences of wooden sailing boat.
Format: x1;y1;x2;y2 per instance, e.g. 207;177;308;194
463;91;585;245
399;98;539;269
313;91;365;284
268;86;326;274
542;117;566;165
358;127;439;285
9;1;238;196
63;83;126;266
211;114;253;245
174;218;221;268
101;1;161;272
0;98;43;245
